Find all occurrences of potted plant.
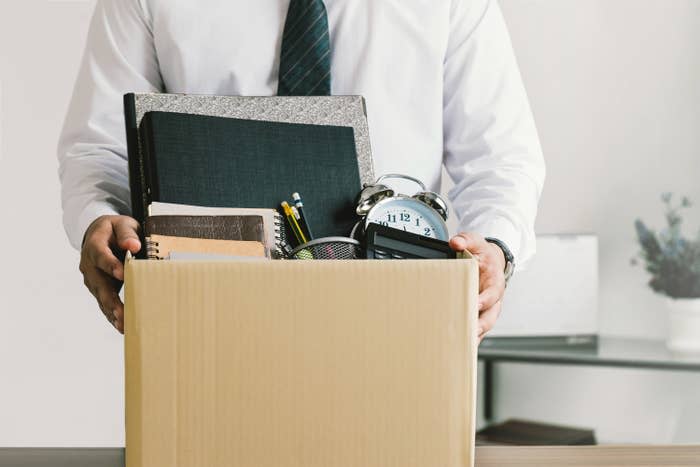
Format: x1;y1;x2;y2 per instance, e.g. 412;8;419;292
634;193;700;353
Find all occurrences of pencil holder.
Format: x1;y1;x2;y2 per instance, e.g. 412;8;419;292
289;237;363;260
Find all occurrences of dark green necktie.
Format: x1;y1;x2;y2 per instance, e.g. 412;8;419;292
277;0;331;96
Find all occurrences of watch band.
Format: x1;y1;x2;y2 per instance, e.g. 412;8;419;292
484;237;515;284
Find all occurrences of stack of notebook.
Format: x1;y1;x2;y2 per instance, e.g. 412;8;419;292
144;202;284;260
124;93;373;259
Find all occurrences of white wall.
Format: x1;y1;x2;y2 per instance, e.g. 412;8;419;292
0;0;124;447
0;0;699;446
487;0;700;443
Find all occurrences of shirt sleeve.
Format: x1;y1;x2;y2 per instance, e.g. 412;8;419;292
57;0;162;250
442;0;545;267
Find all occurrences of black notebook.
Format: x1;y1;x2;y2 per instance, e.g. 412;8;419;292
134;111;361;240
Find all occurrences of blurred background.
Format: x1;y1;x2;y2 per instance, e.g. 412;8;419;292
1;0;699;447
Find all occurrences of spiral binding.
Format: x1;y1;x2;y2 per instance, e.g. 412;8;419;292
145;237;162;260
273;212;285;259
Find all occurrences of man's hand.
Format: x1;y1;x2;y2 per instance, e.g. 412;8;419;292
79;215;141;334
449;232;507;343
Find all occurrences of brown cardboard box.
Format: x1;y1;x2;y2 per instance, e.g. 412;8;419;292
124;258;479;467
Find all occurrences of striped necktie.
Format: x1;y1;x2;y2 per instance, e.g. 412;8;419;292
277;0;331;96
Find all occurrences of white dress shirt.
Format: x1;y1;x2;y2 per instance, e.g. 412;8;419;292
58;0;545;265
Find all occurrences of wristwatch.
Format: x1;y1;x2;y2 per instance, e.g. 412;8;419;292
485;237;515;285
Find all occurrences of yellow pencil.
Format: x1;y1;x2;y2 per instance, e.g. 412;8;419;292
281;201;308;245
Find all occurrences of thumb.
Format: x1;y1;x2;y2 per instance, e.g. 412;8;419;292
449;232;482;252
113;217;142;254
449;236;468;252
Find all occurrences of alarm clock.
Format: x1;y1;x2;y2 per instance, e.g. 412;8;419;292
353;174;450;241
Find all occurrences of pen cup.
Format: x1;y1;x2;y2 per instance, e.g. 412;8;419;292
288;237;363;260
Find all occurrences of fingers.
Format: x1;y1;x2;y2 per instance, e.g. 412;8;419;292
478;300;502;343
83;217;122;279
111;218;141;281
80;215;138;334
113;217;141;254
478;270;506;311
476;245;506;311
451;232;506;311
450;232;506;343
91;245;123;280
83;266;125;334
84;216;140;281
112;301;125;334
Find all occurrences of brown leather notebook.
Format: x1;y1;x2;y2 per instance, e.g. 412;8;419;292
145;215;265;243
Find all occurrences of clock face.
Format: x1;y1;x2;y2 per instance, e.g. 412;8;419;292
366;197;449;241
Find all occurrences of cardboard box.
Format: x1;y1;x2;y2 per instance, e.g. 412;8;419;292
125;258;479;467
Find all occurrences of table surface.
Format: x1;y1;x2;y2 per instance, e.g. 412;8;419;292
2;446;699;466
478;336;700;371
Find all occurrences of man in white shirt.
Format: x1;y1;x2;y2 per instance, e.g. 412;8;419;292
59;0;545;338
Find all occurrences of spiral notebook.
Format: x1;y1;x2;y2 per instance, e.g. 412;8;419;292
147;202;285;259
146;235;266;260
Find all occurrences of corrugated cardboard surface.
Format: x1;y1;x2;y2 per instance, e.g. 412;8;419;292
125;259;478;467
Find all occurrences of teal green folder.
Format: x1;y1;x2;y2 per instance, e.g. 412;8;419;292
138;111;362;239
